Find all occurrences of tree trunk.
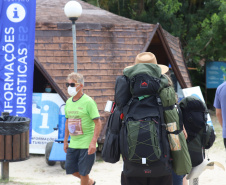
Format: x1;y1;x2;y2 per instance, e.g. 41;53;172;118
138;0;144;15
118;0;120;15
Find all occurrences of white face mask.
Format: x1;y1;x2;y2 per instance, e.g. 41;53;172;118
68;86;79;97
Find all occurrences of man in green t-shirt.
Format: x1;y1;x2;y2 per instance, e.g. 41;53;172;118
64;72;101;185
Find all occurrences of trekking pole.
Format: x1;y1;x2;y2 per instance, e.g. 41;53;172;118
187;159;225;185
189;177;199;185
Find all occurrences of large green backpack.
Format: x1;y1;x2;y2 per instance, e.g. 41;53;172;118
119;63;191;177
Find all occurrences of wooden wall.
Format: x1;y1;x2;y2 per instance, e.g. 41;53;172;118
35;23;154;141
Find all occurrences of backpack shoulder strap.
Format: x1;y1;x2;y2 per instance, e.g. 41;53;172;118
122;98;133;121
201;111;208;148
156;95;168;157
163;105;175;111
201;124;207;147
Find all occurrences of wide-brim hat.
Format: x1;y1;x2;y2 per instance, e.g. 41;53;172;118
125;52;169;74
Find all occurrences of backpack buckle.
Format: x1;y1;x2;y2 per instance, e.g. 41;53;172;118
157;97;162;105
122;120;125;126
161;123;166;127
128;98;133;105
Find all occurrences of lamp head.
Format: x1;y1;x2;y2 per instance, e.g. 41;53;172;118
64;1;82;20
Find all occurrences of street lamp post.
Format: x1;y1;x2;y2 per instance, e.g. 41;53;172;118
64;1;82;72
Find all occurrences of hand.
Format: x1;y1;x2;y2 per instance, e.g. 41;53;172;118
183;125;188;139
88;142;96;155
64;142;68;153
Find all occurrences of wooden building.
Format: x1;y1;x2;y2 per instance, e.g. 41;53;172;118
35;0;192;144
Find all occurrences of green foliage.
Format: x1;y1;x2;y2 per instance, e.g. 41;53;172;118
184;0;226;67
156;0;181;16
82;0;225;69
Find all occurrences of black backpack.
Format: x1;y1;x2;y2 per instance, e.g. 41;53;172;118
119;64;172;177
179;96;215;167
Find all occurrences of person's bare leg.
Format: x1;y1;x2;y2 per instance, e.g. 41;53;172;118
80;174;95;185
80;175;89;185
183;176;188;185
88;177;95;185
72;172;81;179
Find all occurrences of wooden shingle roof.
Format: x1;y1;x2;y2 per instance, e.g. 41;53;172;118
35;0;192;142
36;0;143;25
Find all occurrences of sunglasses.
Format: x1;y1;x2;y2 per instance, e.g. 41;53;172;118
66;83;80;87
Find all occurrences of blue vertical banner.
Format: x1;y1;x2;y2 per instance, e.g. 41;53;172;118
0;1;36;134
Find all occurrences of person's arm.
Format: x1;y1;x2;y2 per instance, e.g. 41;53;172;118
63;118;69;153
88;118;102;155
182;125;188;139
216;108;223;127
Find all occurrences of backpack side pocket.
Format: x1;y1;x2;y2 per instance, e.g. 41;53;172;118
102;107;122;163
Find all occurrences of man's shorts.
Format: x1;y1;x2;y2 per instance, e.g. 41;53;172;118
65;148;96;176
